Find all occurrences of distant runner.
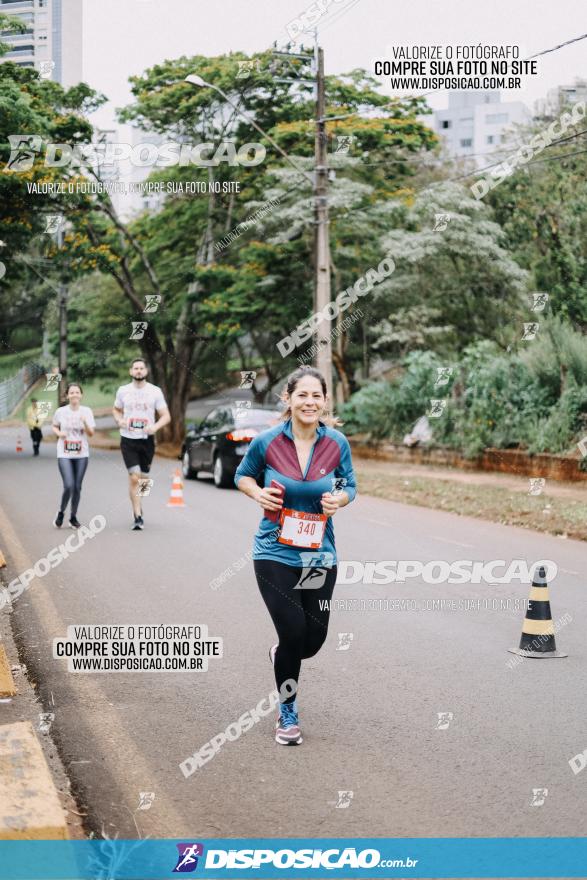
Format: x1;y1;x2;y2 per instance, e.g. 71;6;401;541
235;366;356;746
112;358;170;530
52;383;95;529
26;397;47;456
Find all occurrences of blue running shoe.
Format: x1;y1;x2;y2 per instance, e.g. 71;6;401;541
275;700;302;745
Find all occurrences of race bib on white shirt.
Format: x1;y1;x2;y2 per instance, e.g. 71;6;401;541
114;382;167;439
53;405;95;458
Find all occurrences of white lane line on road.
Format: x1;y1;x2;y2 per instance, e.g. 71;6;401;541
360;518;475;549
430;535;475;549
361;517;396;528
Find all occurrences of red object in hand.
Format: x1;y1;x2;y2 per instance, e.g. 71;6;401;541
265;479;285;522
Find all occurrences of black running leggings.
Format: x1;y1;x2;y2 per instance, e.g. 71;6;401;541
57;457;89;517
254;559;337;704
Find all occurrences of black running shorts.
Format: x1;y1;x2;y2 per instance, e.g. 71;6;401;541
120;436;155;473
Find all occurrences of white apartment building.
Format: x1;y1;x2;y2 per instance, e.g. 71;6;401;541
431;91;531;165
0;0;82;86
119;127;168;220
535;79;587;118
84;126;169;220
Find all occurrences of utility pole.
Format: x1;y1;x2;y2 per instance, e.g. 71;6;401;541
313;45;333;402
56;224;67;404
58;284;67;404
268;42;333;399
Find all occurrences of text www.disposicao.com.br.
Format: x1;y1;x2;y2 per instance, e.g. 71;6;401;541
70;657;201;671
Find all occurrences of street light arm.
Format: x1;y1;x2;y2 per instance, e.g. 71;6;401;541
185;76;314;186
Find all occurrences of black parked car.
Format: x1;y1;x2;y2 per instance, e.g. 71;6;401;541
180;404;281;488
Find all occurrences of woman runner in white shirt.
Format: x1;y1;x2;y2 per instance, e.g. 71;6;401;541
52;383;96;529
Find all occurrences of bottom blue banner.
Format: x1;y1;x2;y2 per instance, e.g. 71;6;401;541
0;837;586;879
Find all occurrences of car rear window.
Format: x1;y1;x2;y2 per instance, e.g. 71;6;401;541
232;409;281;427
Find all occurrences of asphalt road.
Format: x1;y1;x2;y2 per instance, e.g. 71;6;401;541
0;425;586;840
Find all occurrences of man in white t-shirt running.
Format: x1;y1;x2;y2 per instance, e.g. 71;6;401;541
112;358;171;530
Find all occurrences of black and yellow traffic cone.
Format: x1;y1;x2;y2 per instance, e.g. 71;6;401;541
508;565;567;659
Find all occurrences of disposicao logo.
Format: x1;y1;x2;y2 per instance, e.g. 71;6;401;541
173;843;205;873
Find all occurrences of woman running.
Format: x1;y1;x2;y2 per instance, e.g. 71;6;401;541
235;366;356;746
52;383;95;529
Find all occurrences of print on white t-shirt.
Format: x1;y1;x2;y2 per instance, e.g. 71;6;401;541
114;382;167;440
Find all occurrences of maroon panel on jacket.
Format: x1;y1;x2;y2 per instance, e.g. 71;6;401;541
265;433;301;479
265;433;341;481
306;436;341;482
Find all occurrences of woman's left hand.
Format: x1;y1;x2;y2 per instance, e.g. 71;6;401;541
320;492;342;517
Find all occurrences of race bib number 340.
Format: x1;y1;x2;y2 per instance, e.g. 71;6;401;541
278;508;327;549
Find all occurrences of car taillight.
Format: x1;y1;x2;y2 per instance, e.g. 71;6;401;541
226;429;258;441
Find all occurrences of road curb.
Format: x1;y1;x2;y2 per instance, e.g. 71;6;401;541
0;524;84;840
0;721;69;839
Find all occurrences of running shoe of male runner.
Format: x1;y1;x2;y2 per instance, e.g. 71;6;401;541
112;358;170;530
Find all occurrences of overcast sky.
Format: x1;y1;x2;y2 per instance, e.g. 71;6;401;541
83;0;587;130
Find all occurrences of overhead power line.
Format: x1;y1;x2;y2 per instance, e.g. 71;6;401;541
526;32;587;61
403;32;587;103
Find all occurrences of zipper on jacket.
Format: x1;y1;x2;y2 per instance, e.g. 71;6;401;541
291;434;319;481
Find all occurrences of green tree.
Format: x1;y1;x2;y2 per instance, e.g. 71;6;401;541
0;50;102;356
487;107;587;327
371;181;529;358
2;46;438;431
85;51;438;429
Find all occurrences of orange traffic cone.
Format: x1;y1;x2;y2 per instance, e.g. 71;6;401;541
166;469;186;508
16;434;23;453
